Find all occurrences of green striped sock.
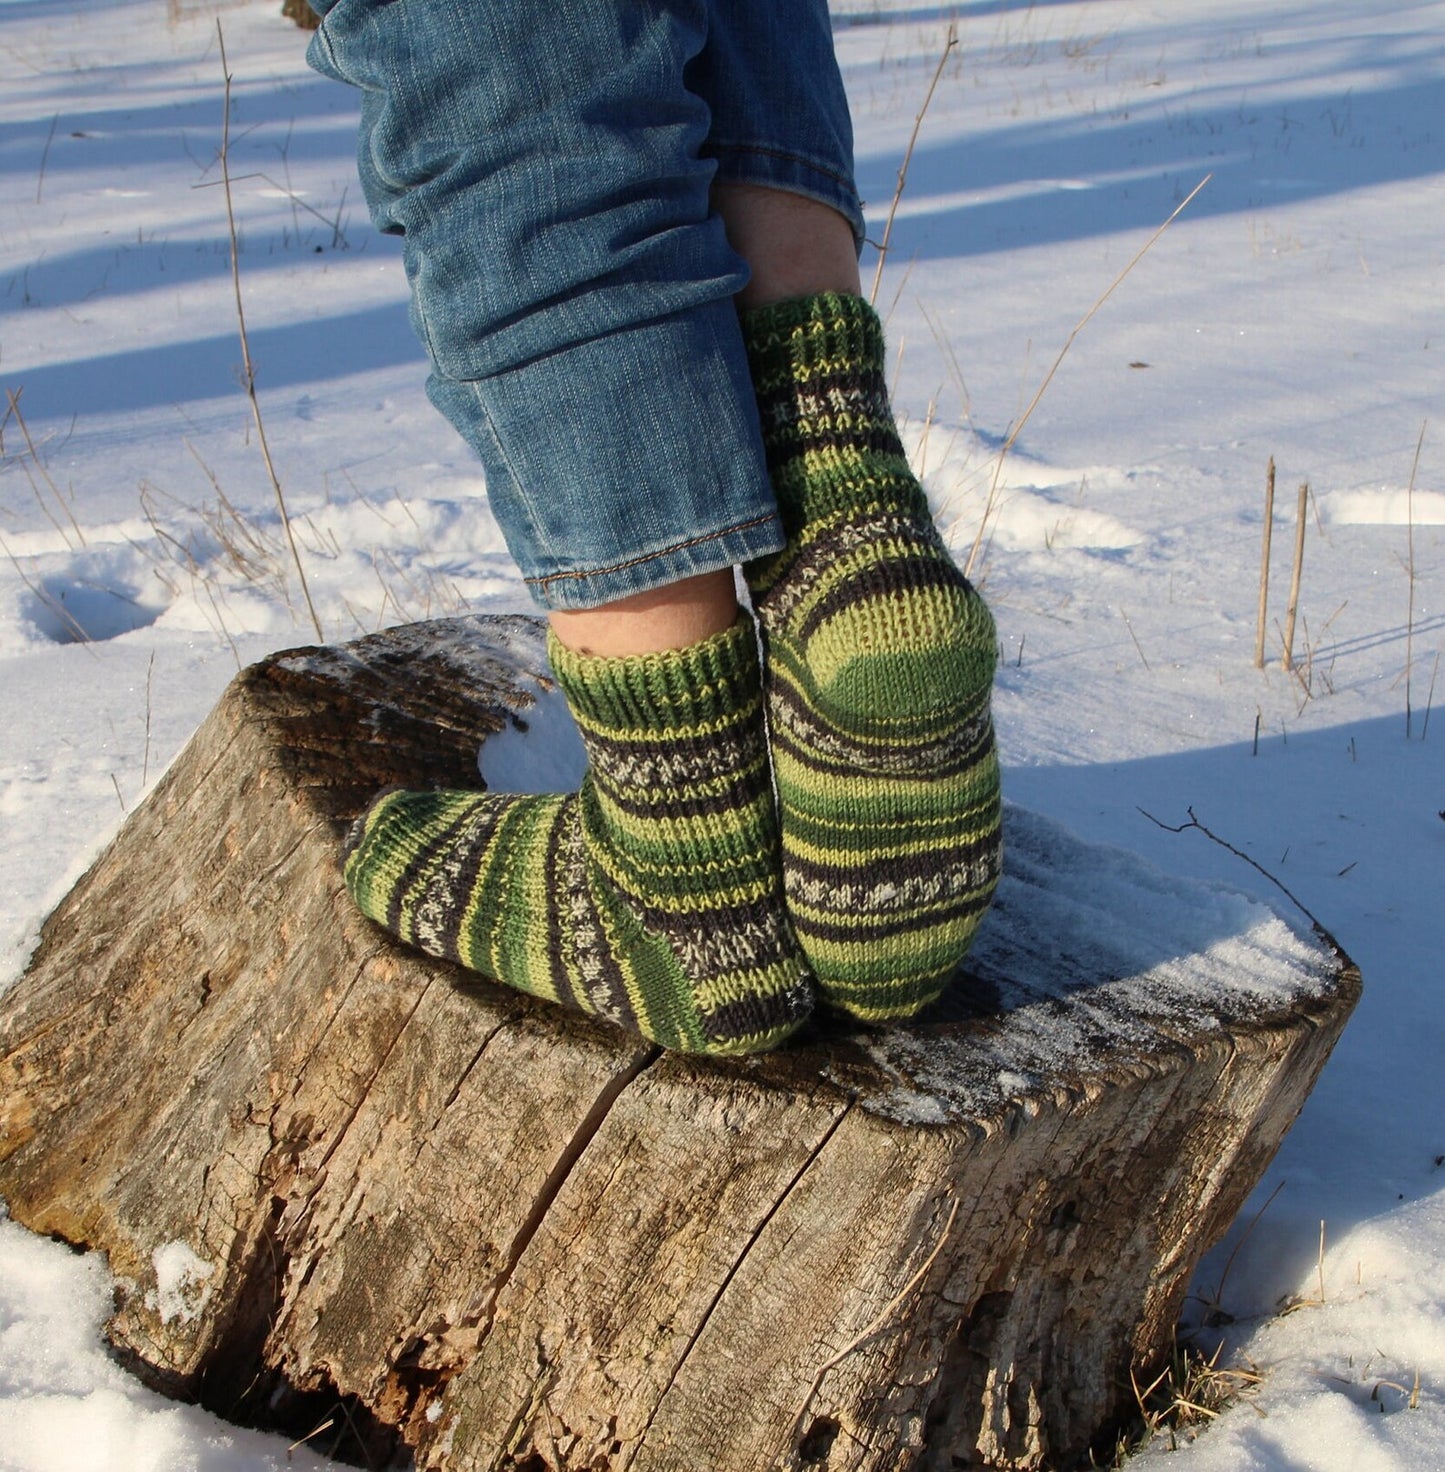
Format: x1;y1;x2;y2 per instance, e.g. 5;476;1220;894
342;616;812;1055
743;292;1002;1020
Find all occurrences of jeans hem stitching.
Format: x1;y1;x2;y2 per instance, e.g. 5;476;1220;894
525;512;779;591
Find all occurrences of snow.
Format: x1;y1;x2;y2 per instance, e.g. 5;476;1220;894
144;1242;215;1328
853;802;1347;1126
0;0;1441;1466
0;1210;331;1472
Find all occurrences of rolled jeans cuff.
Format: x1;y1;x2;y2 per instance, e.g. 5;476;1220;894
712;146;866;253
428;295;786;610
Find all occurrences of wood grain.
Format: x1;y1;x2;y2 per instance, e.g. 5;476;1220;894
0;615;1359;1470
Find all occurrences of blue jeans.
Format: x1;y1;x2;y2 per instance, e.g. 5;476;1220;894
307;0;864;609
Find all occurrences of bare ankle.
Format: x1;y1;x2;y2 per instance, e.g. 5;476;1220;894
712;182;861;311
548;569;740;658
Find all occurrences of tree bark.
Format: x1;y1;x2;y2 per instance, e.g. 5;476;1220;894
0;615;1360;1471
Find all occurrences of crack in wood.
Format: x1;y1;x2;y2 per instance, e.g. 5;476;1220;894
485;1044;662;1334
440;1022;512;1115
512;1048;661;1283
626;1098;856;1470
300;970;440;1184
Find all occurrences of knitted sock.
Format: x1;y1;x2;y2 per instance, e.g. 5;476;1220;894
342;616;812;1055
743;292;1002;1020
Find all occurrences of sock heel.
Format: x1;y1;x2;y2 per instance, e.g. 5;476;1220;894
802;583;996;743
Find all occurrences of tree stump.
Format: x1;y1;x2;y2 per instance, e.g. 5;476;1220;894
0;615;1359;1472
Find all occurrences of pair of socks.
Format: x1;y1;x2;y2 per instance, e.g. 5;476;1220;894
343;294;1002;1055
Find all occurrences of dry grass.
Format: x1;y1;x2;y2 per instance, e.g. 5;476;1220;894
215;20;323;641
3;389;85;550
0;536;96;645
1092;1338;1266;1466
1254;457;1275;669
868;23;958;307
1281;481;1309;672
960;175;1212;581
1403;421;1426;736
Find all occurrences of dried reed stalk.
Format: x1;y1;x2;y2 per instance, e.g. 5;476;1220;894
964;175;1212;579
869;24;958;306
1404;421;1426;736
216;21;323;642
1281;482;1307;671
1254;457;1275;669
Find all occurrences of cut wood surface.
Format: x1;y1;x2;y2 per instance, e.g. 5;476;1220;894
0;615;1360;1471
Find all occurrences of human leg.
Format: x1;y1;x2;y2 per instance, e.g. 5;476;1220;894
697;5;1003;1019
306;0;785;611
308;0;811;1052
548;570;738;659
344;616;806;1054
736;291;1002;1020
712;184;861;310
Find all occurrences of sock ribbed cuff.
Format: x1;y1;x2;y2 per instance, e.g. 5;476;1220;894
739;293;927;543
545;613;760;735
741;291;885;387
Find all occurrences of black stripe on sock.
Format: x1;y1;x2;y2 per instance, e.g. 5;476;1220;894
702;981;812;1048
794;552;967;646
385;802;483;940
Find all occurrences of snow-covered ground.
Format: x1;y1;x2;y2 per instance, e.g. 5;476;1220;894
1;0;1440;1467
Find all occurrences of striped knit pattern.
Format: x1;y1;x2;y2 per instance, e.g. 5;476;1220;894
342;616;812;1055
743;292;1002;1020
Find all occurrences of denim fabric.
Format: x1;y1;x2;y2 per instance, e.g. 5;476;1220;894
309;0;862;609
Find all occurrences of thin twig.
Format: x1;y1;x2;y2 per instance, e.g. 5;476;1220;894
916;394;939;478
142;650;155;787
964;175;1212;579
920;298;972;424
286;1416;336;1458
197;168;353;249
0;532;95;647
1120;608;1151;670
869;24;958;306
216;20;323;641
1137;805;1324;933
5;387;86;548
36;111;59;205
1422;651;1438;741
1290;612;1316;709
1197;1179;1287;1320
202;579;243;669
